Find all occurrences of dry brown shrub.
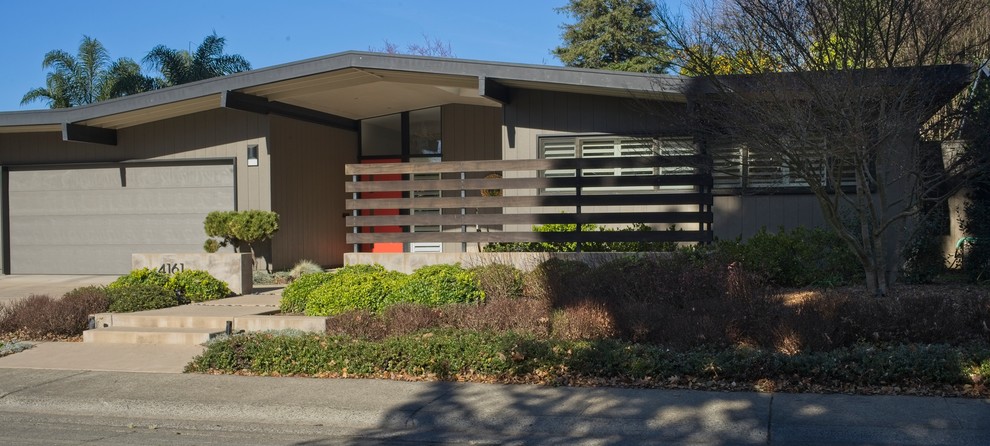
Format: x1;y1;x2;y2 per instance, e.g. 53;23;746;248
0;290;109;339
445;296;552;334
550;302;617;340
325;309;388;339
325;297;552;340
472;263;524;301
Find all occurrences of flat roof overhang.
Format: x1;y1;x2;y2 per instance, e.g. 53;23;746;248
0;51;691;141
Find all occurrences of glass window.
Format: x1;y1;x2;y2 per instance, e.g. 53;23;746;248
361;114;402;157
539;136;697;194
409;108;442;156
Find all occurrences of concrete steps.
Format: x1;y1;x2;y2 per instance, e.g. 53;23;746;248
83;293;325;345
83;327;224;345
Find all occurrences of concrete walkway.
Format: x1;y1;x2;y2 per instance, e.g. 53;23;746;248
0;275;117;303
0;368;986;445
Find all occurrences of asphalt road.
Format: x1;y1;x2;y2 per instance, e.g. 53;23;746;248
0;368;988;445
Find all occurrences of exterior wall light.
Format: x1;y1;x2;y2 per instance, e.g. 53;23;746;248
247;144;259;167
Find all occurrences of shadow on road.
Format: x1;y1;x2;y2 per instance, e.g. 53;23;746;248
293;380;772;445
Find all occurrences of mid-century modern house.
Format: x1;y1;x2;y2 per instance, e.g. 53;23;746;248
0;52;970;275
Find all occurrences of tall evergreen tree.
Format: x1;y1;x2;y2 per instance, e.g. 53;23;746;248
552;0;673;73
143;33;251;87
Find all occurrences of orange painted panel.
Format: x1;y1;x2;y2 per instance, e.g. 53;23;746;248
360;158;403;253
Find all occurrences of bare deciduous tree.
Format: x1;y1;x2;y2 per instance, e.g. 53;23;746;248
370;34;455;58
658;0;990;296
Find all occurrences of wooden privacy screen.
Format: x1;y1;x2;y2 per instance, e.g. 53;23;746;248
344;156;714;250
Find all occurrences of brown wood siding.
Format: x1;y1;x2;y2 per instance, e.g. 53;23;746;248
712;195;827;239
441;104;501;162
269;115;357;269
439;104;502;252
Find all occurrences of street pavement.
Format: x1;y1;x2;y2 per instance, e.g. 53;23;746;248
0;368;987;445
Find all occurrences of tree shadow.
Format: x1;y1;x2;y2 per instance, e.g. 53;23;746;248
289;380;771;445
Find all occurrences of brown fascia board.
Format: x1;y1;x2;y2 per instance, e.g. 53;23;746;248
0;51;689;130
687;64;971;102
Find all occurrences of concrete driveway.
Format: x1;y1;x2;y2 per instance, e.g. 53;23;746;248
0;275;118;304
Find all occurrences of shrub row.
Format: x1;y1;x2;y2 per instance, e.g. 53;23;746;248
320;256;990;352
700;227;863;287
280;264;484;316
484;223;678;253
188;330;990;392
487;224;861;288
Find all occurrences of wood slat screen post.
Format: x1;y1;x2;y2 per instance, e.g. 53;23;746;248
344;156;715;250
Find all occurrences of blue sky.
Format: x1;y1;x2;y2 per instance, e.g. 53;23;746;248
0;0;690;111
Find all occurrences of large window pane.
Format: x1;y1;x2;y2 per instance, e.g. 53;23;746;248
361;114;402;157
409;108;442;156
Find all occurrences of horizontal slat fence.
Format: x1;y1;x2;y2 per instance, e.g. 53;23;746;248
345;156;713;250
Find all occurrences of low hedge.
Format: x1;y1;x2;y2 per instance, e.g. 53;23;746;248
280;271;335;313
107;284;185;313
110;268;231;303
187;330;990;392
304;265;406;316
167;270;231;303
391;264;484;307
289;264;485;317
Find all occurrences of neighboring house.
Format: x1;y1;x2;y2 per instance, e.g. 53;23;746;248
0;52;967;275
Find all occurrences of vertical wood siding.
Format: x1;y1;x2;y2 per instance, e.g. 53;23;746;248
269;115;357;269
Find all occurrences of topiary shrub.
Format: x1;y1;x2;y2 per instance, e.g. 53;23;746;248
108;268;170;290
204;210;239;250
471;263;524;301
167;269;232;302
304;265;407;316
107;284;185;313
280;271;335;314
391;264;484;307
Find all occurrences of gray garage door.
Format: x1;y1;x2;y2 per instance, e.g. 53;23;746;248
7;162;235;274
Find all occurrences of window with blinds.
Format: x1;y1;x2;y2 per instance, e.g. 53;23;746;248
540;136;696;194
712;144;858;190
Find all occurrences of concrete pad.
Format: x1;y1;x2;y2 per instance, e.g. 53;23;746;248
195;294;280;307
0;275;117;303
126;303;274;317
0;342;203;373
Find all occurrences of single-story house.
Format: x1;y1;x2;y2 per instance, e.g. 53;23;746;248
0;52;968;275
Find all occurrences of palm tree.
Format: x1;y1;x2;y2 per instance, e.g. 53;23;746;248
143;33;251;87
21;36;152;108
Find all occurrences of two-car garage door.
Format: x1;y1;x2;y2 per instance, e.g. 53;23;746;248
5;161;235;274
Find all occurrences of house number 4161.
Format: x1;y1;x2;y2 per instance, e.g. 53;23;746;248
158;263;185;274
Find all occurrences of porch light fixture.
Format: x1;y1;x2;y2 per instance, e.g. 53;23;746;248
247;144;259;167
